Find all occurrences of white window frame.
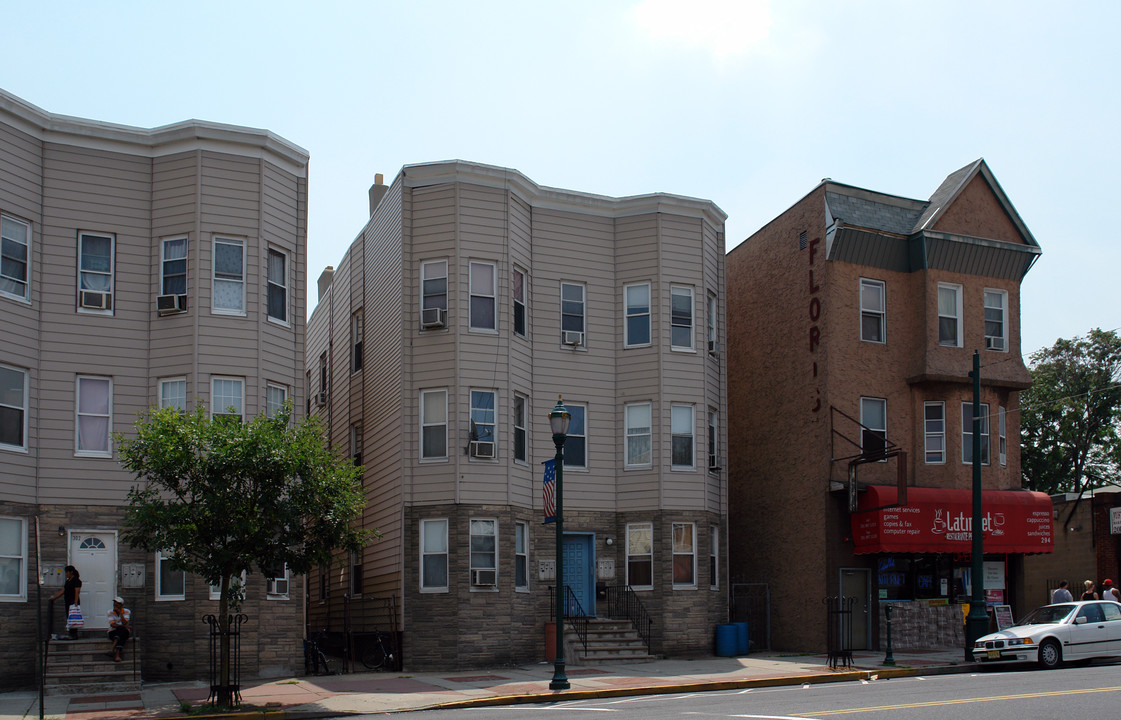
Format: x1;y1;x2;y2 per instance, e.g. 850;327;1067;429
266;382;288;419
469;518;498;590
267;563;291;600
212;237;245;315
470;389;497;458
560;281;585;342
624;282;652;348
211;376;244;421
420;518;449;593
158;377;187;413
513;394;528;464
626;522;653;590
0;516;28;601
160;236;188;297
672;522;696;589
513;266;527;338
709;525;719;590
999;406;1007;467
860;278;885;344
671;404;695;470
351;309;364;373
469;261;497;332
350;422;363;466
961;402;991;465
515;521;529;591
421;259;448;313
209;571;246;601
708;408;719;472
624;402;652;468
77;231;115;314
563;402;587;469
155;550;186;601
0;364;29;452
984;289;1008;352
420;389;448;461
924;401;945;464
707;292;717;354
266;247;289;325
937;283;963;347
75;375;112;457
860;396;887;460
0;214;31;303
670;285;694;350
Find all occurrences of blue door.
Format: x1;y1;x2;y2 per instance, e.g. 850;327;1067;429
562;534;595;617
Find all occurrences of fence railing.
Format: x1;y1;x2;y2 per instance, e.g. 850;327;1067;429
548;586;589;652
602;585;653;654
824;596;855;669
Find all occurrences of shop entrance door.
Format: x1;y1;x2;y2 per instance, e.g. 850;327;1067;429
840;568;870;650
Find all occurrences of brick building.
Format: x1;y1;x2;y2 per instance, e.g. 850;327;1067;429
726;159;1049;652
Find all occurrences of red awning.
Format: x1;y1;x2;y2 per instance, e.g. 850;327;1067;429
851;485;1053;555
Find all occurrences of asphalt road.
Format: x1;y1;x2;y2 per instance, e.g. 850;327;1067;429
359;662;1121;719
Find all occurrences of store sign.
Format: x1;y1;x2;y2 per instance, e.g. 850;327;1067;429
1111;507;1121;535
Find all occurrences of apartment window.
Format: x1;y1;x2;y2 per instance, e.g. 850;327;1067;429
924;402;945;464
0;364;28;451
78;232;114;312
351;309;364;372
670;286;694;350
421;259;448;316
266;383;287;418
318;353;327;400
421;389;448;460
267;248;288;323
76;376;112;456
213;237;245;314
709;526;719;589
707;293;717;353
625;402;652;467
513;394;527;463
561;282;585;341
267;563;291;600
513;267;527;337
937;283;962;347
0;215;30;302
469;261;496;331
860;278;885;343
420;518;448;591
671;404;694;470
708;408;719;471
515;522;529;590
860;397;887;458
626;522;653;589
0;517;27;600
984;289;1008;351
470;390;496;452
624;283;651;347
961;402;991;465
211;377;244;421
350;423;362;466
470;519;497;587
161;237;187;296
155;551;185;601
349;550;363;596
999;406;1007;467
564;403;586;468
159;377;187;413
209;572;245;601
672;522;696;587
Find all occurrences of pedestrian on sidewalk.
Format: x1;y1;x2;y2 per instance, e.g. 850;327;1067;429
1051;580;1073;604
107;596;132;662
1101;580;1121;602
1082;580;1098;601
48;565;82;639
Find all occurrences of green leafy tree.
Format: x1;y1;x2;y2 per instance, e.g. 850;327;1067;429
1020;328;1121;495
117;402;370;706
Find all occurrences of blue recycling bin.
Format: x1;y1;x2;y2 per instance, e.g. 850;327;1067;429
715;623;738;657
733;621;749;655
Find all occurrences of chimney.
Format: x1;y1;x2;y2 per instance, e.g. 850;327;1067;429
369;173;388;215
317;266;335;302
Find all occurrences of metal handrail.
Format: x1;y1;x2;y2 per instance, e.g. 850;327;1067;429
602;585;653;654
548;586;589;652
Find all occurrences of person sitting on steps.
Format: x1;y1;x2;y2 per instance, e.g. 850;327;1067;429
107;597;131;662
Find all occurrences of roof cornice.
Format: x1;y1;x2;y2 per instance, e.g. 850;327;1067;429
0;88;309;177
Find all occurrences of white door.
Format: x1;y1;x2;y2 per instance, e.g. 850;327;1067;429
70;531;117;630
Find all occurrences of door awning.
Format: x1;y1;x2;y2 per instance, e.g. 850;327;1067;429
851;485;1053;555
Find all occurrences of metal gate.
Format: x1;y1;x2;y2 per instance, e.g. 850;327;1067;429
730;583;770;651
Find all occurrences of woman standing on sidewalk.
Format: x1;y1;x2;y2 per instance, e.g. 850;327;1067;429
1082;580;1098;600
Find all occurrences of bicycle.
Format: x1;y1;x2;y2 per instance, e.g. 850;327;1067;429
357;630;396;671
304;630;333;676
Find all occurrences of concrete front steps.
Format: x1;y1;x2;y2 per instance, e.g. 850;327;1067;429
569;618;655;664
44;637;141;695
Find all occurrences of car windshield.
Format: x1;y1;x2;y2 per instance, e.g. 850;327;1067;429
1017;604;1076;625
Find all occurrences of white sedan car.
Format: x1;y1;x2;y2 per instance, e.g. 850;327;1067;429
973;600;1121;669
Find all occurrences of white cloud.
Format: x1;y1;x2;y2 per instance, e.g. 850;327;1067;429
628;0;773;63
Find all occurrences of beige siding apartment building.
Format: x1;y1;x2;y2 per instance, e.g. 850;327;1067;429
308;161;728;669
0;89;309;687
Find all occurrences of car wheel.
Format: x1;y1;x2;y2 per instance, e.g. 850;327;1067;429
1038;638;1062;669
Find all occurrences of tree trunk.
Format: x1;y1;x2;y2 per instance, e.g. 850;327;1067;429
217;574;234;707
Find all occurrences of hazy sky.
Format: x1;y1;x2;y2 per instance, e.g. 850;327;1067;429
3;1;1116;358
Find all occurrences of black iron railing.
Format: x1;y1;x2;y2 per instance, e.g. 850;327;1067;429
203;613;248;706
824;596;855;669
602;585;653;654
548;586;589;652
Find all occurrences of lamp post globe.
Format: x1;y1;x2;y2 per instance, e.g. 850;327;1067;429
549;395;570;690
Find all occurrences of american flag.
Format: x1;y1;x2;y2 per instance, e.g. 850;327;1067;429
542;459;556;524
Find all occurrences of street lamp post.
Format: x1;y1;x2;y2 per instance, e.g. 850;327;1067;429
549;396;571;691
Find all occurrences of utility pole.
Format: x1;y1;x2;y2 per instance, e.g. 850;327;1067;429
964;350;988;659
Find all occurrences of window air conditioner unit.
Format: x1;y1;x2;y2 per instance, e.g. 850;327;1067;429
267;577;289;596
315;392;328;407
470;440;496;459
421;307;446;329
709;458;721;471
471;569;496;586
562;330;584;347
80;290;111;310
156;294;188;315
708;340;719;355
986;336;1006;351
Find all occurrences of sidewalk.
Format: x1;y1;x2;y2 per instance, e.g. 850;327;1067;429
2;648;976;720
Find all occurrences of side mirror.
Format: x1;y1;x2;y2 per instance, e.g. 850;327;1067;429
1074;616;1088;624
